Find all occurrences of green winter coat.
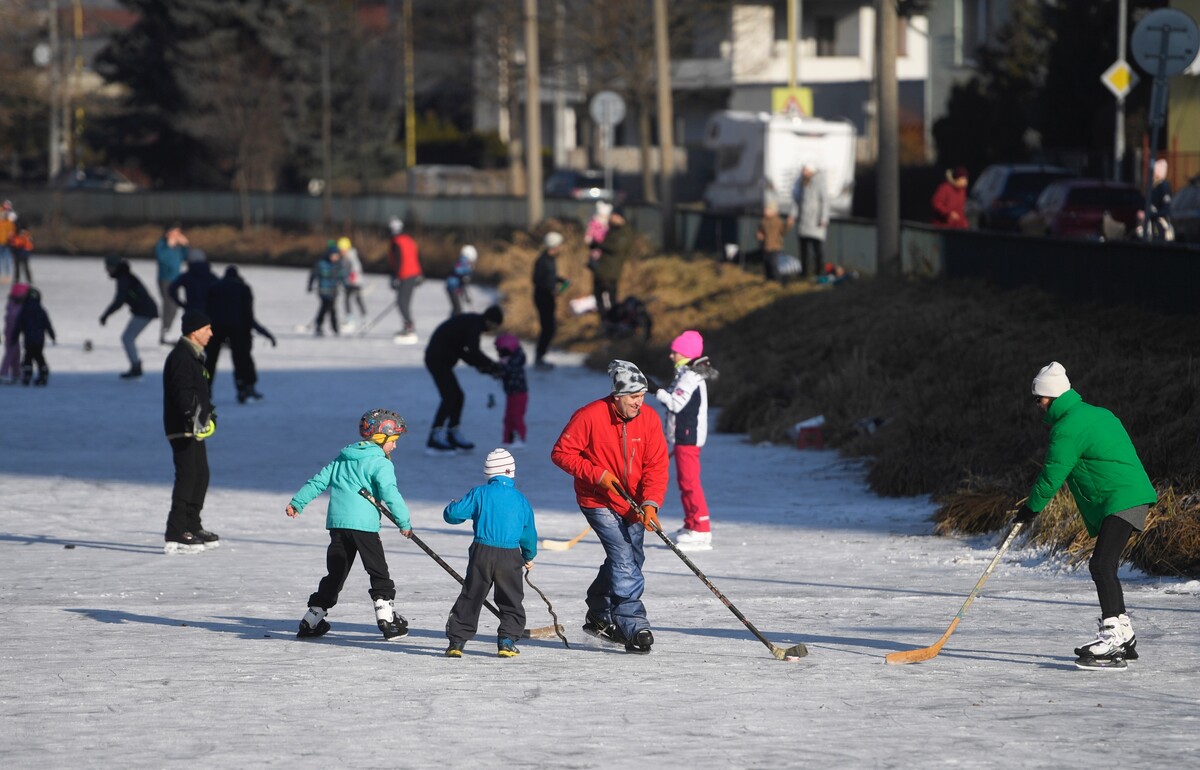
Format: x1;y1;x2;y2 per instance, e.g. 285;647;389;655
1026;389;1156;536
289;441;411;532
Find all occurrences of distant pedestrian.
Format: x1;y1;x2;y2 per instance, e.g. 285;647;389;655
100;255;159;379
162;310;219;554
1014;362;1158;669
442;448;538;659
492;332;528;448
757;203;798;284
387;217;423;340
446;245;477;316
9;227;34;284
205;266;277;403
585;200;612;267
424;305;504;455
0;282;27;384
931;166;969;229
0;200;17;284
307;245;346;336
789;165;830;279
286;408;413;641
593;208;633;316
154;223;189;344
1148;158;1173;241
532;231;568;370
338;236;368;323
16;287;55;386
168;249;218;314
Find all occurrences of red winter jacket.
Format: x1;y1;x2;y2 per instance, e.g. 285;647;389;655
551;396;670;521
389;234;422;280
930;181;968;229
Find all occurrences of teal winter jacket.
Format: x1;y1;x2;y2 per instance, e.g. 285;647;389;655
290;441;411;532
443;476;538;561
1026;389;1156;535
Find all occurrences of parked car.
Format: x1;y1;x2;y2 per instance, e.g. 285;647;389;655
965;164;1079;231
54;166;139;193
1170;175;1200;244
1018;179;1144;240
544;169;623;203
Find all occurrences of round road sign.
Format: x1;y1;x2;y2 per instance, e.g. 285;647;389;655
1131;8;1200;76
589;91;626;127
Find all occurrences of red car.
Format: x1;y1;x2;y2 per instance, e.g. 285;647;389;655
1018;179;1144;239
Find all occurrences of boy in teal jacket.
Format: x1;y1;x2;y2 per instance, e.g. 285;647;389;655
1015;362;1157;669
443;448;537;658
287;409;413;640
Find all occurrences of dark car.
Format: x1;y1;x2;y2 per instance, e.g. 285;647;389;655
1018;179;1144;240
544;168;623;203
54;166;139;193
965;164;1079;231
1170;176;1200;245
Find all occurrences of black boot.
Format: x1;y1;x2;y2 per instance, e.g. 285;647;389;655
119;362;143;379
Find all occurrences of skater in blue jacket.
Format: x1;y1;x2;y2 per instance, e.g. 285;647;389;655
442;448;538;658
287;409;413;641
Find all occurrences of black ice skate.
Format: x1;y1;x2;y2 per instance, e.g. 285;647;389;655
297;607;330;638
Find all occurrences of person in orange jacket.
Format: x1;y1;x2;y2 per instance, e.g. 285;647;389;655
550;359;669;654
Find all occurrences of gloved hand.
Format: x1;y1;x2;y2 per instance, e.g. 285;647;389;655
267;334;278;348
597;471;623;497
640;503;660;532
99;315;107;327
390;277;400;290
645;378;664;394
196;419;216;441
1013;504;1037;526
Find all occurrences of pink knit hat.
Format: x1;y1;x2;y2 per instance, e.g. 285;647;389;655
671;330;704;360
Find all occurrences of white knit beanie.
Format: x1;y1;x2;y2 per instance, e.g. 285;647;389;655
484;448;516;478
608;359;648;396
1032;361;1071;397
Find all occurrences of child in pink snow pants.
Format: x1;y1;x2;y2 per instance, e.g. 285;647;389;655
1;283;28;383
494;333;528;448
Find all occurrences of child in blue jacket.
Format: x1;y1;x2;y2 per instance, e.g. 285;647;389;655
443;448;537;658
287;409;413;640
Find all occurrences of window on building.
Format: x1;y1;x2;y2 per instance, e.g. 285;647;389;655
816;16;836;57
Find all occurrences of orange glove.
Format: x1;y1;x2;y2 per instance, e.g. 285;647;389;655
640;504;659;532
597;471;623;497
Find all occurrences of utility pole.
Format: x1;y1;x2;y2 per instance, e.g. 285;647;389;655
48;0;62;181
787;0;801;89
1115;0;1127;181
552;1;567;169
875;0;900;276
403;0;416;169
320;8;333;226
524;0;543;226
654;0;675;249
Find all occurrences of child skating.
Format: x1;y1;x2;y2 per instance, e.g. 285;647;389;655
16;287;55;386
442;448;537;658
286;408;413;640
493;332;528;448
1;283;27;384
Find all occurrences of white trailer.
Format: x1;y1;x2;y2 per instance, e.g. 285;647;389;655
702;110;856;217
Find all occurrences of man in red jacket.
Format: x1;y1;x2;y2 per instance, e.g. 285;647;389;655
930;166;969;228
387;217;423;340
550;359;669;654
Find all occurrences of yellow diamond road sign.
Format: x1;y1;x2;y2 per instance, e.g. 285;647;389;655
1101;60;1138;99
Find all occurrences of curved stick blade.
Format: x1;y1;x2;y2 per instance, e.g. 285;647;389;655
885;619;959;665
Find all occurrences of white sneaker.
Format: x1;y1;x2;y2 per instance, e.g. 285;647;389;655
503;438;527;450
674;529;712;551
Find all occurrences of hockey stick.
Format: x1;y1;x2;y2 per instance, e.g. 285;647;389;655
357;489;564;640
613;486;808;661
885;521;1025;665
540;526;591;551
358;298;399;337
524;569;569;648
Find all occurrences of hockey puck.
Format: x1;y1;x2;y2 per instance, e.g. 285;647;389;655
784;655;802;661
64;544;76;549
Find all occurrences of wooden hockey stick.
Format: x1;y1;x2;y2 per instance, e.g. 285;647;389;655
540;526;592;551
613;486;808;661
358;489;564;640
524;569;569;648
885;521;1025;665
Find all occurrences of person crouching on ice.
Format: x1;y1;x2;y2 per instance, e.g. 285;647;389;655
287;409;413;641
1014;362;1157;669
442;448;537;658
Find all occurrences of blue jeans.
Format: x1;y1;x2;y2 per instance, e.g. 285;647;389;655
581;506;649;639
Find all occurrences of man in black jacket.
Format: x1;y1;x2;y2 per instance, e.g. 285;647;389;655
532;231;568;370
205;266;277;403
162;310;218;554
100;255;159;379
423;305;503;455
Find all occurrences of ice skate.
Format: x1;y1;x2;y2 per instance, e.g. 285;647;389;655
502;437;526;450
447;427;475;451
674;528;713;552
425;428;456;456
625;629;654;655
497;637;520;658
374;598;409;640
119;362;143;380
1075;615;1137;663
163;531;206;555
297;607;330;638
582;613;625;645
193;528;220;550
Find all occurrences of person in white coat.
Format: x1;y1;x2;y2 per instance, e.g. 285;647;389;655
789;165;830;280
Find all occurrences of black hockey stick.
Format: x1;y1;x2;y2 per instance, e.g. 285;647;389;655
524;568;569;648
358;298;399;336
613;485;808;660
358;488;563;640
